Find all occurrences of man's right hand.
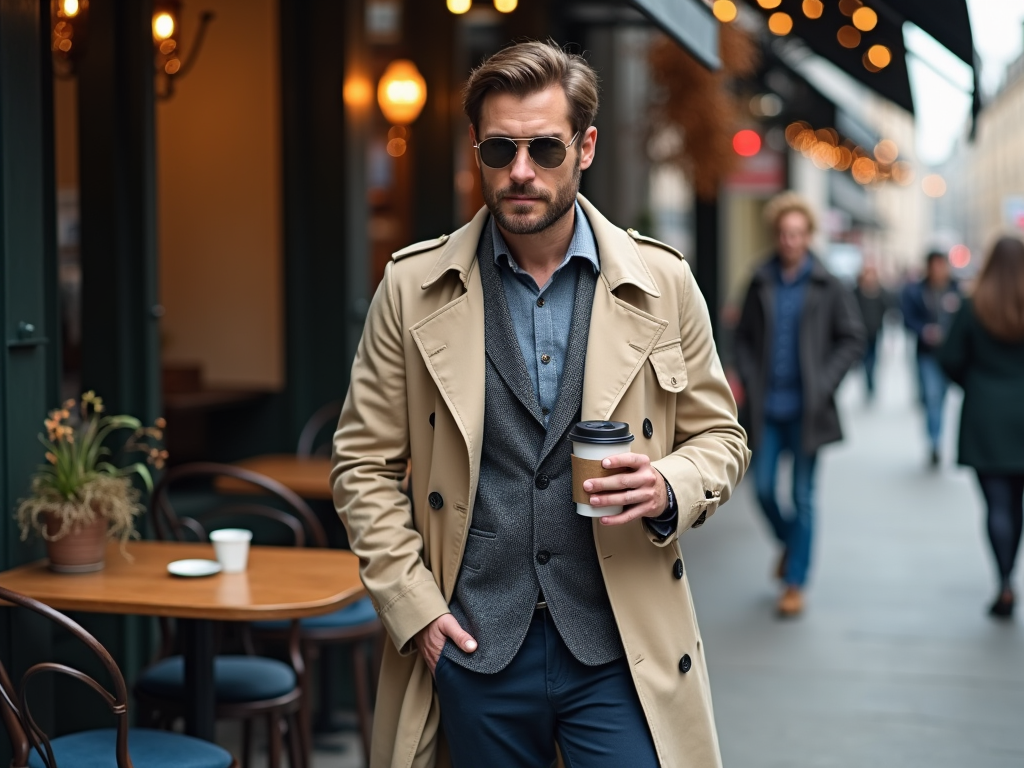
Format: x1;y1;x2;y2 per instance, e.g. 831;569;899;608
415;613;477;674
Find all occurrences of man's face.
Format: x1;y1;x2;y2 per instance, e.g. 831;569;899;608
470;86;597;235
776;210;812;268
927;256;950;286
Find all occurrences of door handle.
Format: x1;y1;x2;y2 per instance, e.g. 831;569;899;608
7;321;48;349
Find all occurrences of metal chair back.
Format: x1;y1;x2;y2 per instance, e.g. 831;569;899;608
0;586;134;768
295;401;341;458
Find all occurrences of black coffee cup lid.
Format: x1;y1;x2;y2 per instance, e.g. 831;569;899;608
568;420;634;444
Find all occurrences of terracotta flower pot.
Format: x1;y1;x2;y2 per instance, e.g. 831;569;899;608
43;512;108;573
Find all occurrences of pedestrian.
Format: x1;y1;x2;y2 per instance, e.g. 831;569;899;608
939;236;1024;619
853;263;895;401
901;251;962;466
332;41;750;768
734;192;865;617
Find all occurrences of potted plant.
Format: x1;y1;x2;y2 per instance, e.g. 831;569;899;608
15;392;168;573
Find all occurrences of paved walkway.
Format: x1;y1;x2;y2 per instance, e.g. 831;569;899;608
682;332;1024;767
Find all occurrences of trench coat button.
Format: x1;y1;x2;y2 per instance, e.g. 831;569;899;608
643;419;653;439
428;492;443;510
704;490;713;499
536;550;551;565
673;559;684;579
429;412;435;428
535;474;550;490
691;511;707;528
679;654;691;673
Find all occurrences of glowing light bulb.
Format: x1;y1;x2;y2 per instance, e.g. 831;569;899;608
62;0;80;17
447;0;471;12
153;12;175;41
494;0;518;11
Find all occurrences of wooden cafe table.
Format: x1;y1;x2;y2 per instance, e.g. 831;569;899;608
218;455;334;500
0;540;365;742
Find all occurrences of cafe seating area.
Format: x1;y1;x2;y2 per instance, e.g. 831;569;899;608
0;402;378;768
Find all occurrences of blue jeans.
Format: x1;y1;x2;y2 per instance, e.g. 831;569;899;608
863;335;879;396
754;417;818;587
434;609;658;768
917;353;948;452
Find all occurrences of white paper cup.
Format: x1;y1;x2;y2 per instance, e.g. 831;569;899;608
209;528;253;573
569;421;635;518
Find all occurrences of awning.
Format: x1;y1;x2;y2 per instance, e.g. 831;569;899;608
628;0;720;69
563;0;721;70
748;0;915;113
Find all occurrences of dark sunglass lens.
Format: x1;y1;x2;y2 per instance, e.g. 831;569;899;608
479;138;518;168
529;138;567;168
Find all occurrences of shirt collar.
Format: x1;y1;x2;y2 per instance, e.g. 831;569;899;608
774;254;813;285
491;201;601;279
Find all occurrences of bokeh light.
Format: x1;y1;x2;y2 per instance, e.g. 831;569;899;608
768;12;793;35
837;26;861;48
866;45;892;69
733;129;762;157
852;157;877;185
892;161;915;185
802;0;823;19
387;138;408;157
446;0;471;13
922;174;947;197
838;0;863;15
949;245;971;269
851;7;877;31
874;139;898;164
494;0;518;12
61;0;80;17
713;0;738;23
757;0;782;8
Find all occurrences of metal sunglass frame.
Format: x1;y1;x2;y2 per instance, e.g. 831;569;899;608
473;131;581;169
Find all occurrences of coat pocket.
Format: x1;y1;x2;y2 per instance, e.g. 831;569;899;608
648;340;688;393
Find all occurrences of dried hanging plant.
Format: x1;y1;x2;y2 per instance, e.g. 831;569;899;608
648;25;759;200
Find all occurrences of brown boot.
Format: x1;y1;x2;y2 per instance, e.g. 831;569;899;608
777;586;803;617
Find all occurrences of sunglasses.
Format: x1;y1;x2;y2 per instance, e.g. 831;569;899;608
474;132;580;169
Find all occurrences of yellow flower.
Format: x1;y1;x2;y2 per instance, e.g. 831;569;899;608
45;452;57;465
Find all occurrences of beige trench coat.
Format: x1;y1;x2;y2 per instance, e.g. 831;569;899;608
332;195;751;768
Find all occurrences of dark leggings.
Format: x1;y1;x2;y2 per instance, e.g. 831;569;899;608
976;473;1024;588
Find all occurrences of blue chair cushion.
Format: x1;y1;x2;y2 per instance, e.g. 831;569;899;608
27;727;233;768
136;655;296;703
252;596;378;631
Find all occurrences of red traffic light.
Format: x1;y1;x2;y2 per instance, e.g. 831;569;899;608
733;129;761;157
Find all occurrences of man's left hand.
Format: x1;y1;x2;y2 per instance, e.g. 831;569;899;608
583;453;668;526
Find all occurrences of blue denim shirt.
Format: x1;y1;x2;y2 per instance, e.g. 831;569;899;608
764;256;812;422
491;204;678;535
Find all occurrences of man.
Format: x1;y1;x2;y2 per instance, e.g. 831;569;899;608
333;41;749;768
900;251;961;466
854;263;895;401
734;193;864;617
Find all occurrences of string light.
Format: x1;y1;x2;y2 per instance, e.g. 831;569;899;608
447;0;471;13
802;0;823;19
922;174;947;197
837;26;861;48
852;6;877;31
713;0;738;23
866;44;891;70
757;0;782;8
494;0;517;11
768;11;793;35
874;139;898;164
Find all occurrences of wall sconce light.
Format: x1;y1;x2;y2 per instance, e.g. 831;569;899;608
51;0;89;78
377;60;427;126
153;0;215;100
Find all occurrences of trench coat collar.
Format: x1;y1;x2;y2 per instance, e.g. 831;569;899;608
421;194;661;298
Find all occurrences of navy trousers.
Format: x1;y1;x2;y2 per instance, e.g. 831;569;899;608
433;608;659;768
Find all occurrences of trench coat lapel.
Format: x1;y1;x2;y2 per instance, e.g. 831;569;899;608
409;208;489;497
576;196;668;420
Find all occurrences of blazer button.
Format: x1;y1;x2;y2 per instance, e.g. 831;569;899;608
679;654;692;673
643;418;653;439
673;558;684;579
535;474;550;490
429;412;435;428
536;550;551;565
428;492;443;510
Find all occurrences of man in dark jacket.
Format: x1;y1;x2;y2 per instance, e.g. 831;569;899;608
735;192;865;616
900;251;961;467
854;264;896;401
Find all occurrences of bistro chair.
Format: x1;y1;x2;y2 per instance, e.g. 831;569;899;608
0;585;237;768
295;401;342;458
138;463;320;768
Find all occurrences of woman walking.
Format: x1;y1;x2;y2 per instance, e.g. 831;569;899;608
940;237;1024;618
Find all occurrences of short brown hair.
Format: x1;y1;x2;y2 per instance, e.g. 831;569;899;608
462;40;599;136
973;236;1024;342
763;191;817;235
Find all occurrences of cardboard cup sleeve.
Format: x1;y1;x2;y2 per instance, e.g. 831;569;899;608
572;455;627;503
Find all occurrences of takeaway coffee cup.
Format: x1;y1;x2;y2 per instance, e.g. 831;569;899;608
209;528;253;573
568;421;635;518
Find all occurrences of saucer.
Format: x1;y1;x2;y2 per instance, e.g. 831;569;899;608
167;559;222;578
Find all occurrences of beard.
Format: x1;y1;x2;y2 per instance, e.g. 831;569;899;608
481;154;581;236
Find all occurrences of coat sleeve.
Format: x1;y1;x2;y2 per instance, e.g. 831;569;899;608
650;262;752;544
938;301;971;386
817;281;866;402
331;262;450;654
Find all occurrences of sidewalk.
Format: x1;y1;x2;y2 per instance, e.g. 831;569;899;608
682;333;1024;767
